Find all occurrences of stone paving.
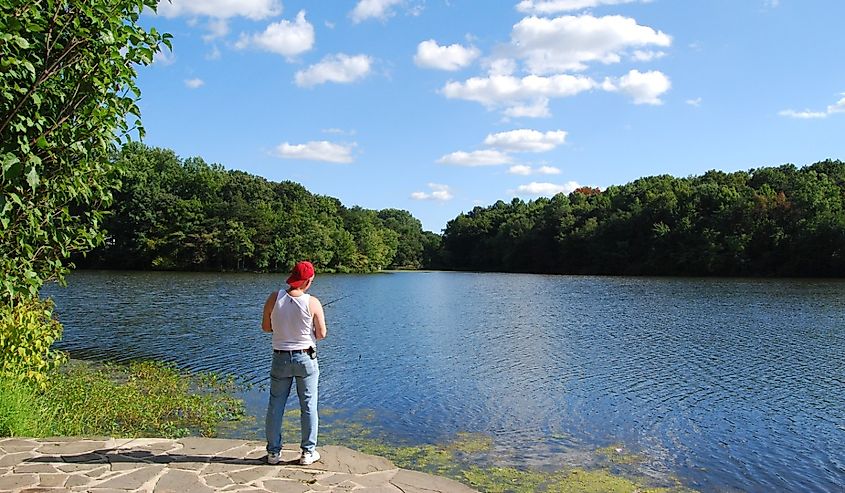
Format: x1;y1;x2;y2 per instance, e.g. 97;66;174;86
0;437;478;493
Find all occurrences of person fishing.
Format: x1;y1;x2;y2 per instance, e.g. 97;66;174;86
261;260;327;466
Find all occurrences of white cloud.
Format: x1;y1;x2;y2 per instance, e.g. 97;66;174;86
237;11;314;58
350;0;403;23
631;50;665;62
414;40;480;71
157;0;281;19
538;165;561;174
508;165;562;175
516;181;580;196
442;73;596;107
779;94;845;119
203;19;229;42
411;183;453;201
603;69;670;105
205;45;222;60
508;165;533;175
504;98;551;118
510;14;671;73
516;0;642;15
274;141;355;163
828;95;845;114
295;54;373;87
184;78;205;89
484;129;567;152
686;97;702;107
153;49;175;65
778;109;827;119
437;150;513;166
485;58;518;76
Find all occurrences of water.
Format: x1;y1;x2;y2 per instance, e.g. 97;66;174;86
44;271;845;492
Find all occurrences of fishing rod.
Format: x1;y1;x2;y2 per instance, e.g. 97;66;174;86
321;294;350;308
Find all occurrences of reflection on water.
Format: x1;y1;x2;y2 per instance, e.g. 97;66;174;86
45;271;845;492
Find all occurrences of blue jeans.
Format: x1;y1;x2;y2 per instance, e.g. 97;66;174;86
265;351;319;454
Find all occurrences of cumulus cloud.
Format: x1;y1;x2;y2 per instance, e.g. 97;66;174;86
350;0;403;23
202;19;230;42
510;14;671;73
631;50;666;62
484;129;567;152
273;141;355;163
157;0;281;19
442;73;596;108
411;183;453;201
603;69;671;105
484;58;518;76
779;94;845;119
516;0;642;15
294;54;373;87
508;165;561;175
504;98;551;118
437;150;513;166
184;78;205;89
686;97;702;107
508;165;533;175
235;11;314;58
415;40;480;71
516;181;581;196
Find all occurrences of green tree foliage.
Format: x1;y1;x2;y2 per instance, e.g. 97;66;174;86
0;0;170;301
83;143;428;273
440;160;845;277
0;0;167;383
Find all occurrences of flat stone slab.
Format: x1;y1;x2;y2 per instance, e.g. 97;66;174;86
0;438;478;492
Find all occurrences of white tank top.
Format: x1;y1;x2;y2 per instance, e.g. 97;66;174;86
270;291;316;350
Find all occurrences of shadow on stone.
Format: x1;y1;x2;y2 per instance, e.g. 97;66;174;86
26;449;268;466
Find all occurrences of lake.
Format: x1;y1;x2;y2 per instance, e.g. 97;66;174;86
44;270;845;492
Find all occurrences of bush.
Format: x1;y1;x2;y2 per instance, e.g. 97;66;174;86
0;297;66;387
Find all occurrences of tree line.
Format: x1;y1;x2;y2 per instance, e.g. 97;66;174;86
78;143;441;273
82;146;844;278
439;160;845;277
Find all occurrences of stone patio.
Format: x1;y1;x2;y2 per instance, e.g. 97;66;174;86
0;437;478;492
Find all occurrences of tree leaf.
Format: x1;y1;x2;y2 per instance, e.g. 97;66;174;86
26;167;40;190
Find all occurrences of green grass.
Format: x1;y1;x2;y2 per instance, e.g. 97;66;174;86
0;360;244;439
0;377;52;437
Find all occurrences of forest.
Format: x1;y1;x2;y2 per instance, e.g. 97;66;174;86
82;145;845;278
440;159;845;276
79;143;441;273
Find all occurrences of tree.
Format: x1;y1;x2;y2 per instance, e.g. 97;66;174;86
0;0;170;302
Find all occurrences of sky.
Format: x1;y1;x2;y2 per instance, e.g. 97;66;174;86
137;0;845;232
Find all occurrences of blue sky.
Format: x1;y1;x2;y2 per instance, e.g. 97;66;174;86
138;0;845;232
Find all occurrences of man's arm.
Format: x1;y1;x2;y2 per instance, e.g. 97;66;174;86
310;296;327;340
262;291;278;332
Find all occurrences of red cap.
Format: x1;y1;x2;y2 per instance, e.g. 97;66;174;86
286;261;315;288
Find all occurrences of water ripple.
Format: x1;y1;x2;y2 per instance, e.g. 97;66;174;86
44;271;845;493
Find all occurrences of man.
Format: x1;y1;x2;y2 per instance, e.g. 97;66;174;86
262;260;327;465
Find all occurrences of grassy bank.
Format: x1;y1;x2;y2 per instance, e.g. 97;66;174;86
0;360;244;438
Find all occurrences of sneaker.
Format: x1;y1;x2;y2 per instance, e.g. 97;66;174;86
299;450;320;465
267;452;281;465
